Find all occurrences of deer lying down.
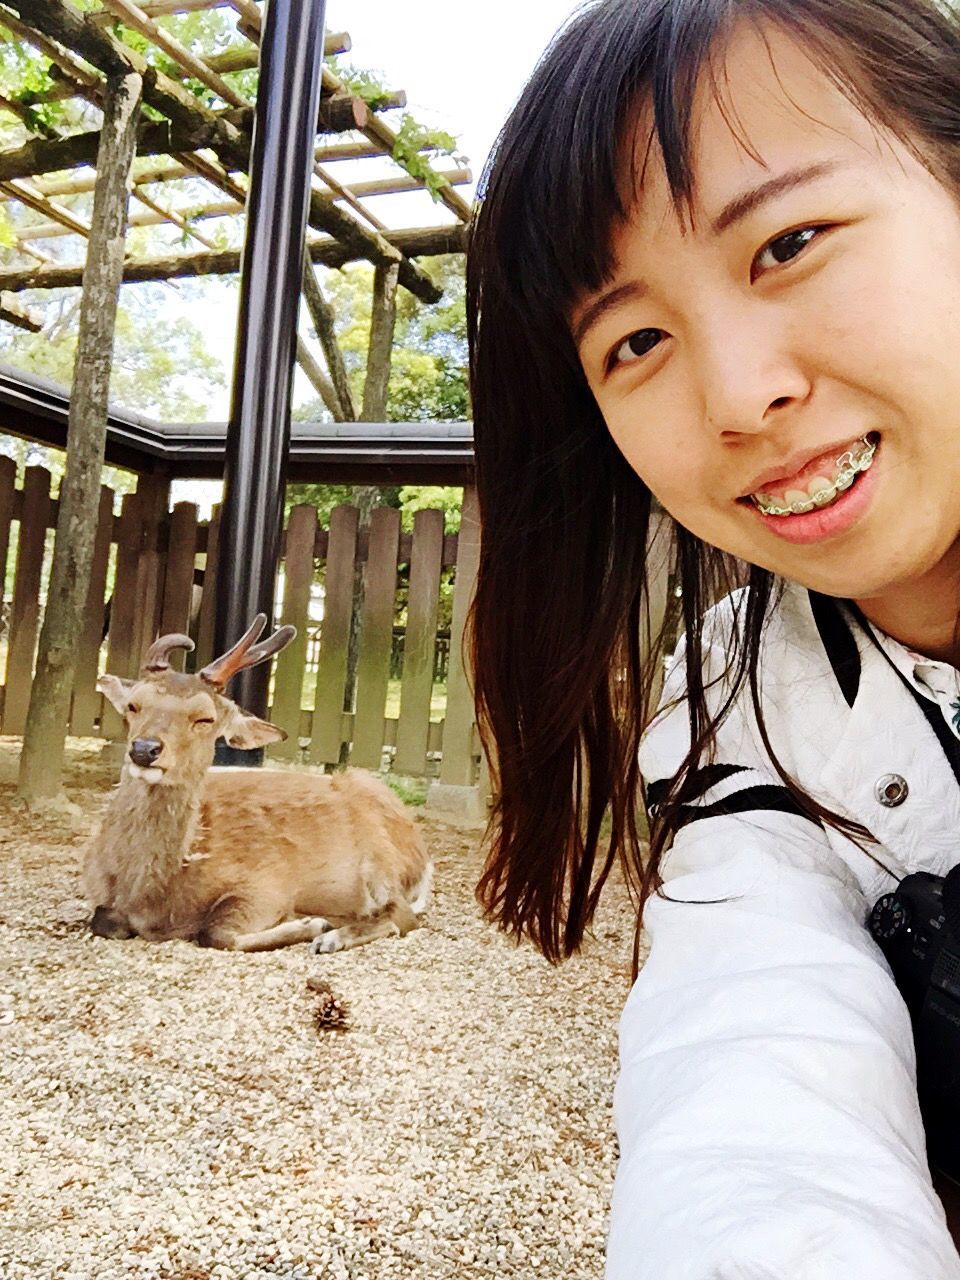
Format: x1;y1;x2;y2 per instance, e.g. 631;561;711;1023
83;616;432;953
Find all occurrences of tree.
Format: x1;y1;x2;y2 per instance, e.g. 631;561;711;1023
288;254;468;516
19;68;144;808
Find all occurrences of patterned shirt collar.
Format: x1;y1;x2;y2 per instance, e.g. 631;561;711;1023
866;621;960;739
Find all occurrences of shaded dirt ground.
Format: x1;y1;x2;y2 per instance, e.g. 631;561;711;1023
0;739;638;1280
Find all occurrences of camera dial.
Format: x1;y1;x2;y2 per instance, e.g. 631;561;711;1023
869;893;911;943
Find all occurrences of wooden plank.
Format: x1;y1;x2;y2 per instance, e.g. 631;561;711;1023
70;486;115;736
308;504;358;766
269;504;317;760
0;453;15;722
3;466;52;736
130;473;170;670
102;491;143;738
439;485;481;786
195;505;220;669
0;453;17;630
394;507;443;776
158;501;198;669
351;506;401;769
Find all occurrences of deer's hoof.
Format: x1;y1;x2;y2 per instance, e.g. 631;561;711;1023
311;929;343;955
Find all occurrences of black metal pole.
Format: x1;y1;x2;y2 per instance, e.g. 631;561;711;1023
213;0;327;763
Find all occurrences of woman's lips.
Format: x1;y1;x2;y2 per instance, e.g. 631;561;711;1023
747;440;882;546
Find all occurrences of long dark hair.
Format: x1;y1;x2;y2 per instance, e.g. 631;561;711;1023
467;0;960;968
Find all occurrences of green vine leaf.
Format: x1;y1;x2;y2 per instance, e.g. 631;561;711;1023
392;115;467;202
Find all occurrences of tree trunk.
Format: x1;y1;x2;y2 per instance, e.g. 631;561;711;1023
342;263;401;761
18;69;143;807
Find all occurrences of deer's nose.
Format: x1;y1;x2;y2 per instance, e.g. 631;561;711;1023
130;738;163;767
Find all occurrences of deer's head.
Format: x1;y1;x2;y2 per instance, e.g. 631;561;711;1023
98;615;296;785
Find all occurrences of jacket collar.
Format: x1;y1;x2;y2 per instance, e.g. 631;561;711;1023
809;590;960;876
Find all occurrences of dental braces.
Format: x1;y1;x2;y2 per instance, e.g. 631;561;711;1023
752;434;878;517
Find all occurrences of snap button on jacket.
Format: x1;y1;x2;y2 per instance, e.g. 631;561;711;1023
876;773;910;807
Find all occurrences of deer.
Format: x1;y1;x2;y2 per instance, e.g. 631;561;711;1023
83;615;432;953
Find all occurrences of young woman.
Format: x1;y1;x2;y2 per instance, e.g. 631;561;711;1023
467;0;960;1274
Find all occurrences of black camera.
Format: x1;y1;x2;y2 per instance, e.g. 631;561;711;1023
869;869;960;1184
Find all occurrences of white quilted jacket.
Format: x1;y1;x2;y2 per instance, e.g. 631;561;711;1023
606;580;960;1279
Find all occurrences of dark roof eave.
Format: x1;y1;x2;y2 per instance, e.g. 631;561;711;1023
0;364;475;482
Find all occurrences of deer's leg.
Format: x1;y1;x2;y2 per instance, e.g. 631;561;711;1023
90;906;134;939
232;917;334;953
311;902;418;955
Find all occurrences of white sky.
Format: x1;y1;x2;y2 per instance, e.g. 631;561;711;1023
171;0;579;506
325;0;580;221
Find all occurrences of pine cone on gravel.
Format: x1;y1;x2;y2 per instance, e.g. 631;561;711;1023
306;975;351;1033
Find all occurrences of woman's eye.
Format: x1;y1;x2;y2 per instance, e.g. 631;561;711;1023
607;328;664;372
754;226;824;276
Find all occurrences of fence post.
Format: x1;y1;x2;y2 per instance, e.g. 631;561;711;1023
425;485;486;825
3;465;52;736
270;503;316;758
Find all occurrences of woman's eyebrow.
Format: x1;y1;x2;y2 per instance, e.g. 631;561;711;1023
710;158;846;235
573;281;648;351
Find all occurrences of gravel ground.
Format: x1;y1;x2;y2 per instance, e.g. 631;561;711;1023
0;739;640;1280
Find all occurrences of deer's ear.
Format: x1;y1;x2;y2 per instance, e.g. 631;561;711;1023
97;674;136;713
221;707;287;750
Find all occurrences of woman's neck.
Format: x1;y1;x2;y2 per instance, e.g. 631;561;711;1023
853;539;960;667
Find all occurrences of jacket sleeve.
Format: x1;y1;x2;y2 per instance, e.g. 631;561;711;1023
606;641;960;1280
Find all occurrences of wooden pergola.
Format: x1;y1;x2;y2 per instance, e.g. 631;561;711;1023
1;0;481;807
0;0;470;425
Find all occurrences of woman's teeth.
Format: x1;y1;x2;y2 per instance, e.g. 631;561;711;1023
751;435;878;517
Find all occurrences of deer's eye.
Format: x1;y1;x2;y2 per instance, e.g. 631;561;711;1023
127;703;140;714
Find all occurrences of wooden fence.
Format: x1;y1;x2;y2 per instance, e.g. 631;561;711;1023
0;459;482;782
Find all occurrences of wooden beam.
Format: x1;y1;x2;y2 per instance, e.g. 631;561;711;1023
1;0;446;299
314;140;437;163
296;335;341;420
20;198;239;239
315;160;386;233
0;115;237;184
0;290;43;331
231;3;471;226
0;7;103;90
131;185;217;247
0;178;91;237
0;224;465;290
139;0;231;13
0;92;58;137
204;30;351;73
345;168;472;199
302;258;354;421
98;0;249;108
31;158;196;197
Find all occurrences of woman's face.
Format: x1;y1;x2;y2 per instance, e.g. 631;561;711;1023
575;23;960;608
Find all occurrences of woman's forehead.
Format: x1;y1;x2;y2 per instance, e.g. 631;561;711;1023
623;21;896;235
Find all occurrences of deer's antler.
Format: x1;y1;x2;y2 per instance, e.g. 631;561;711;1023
142;633;195;673
199;614;296;690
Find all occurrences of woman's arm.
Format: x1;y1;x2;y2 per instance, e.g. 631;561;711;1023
607;811;960;1279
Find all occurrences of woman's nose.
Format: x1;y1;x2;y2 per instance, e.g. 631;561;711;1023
695;314;810;438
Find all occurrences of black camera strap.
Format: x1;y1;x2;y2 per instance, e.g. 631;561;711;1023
809;591;960;793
